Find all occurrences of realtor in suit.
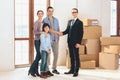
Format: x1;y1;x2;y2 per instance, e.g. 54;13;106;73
60;8;83;77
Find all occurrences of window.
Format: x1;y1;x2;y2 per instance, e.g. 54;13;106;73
15;0;29;65
110;0;117;36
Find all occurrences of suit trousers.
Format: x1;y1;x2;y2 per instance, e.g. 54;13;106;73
68;43;80;73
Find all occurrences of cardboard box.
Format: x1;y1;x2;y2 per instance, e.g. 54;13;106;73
81;19;99;26
100;37;120;45
102;45;120;54
79;45;85;54
81;60;96;69
88;19;99;26
81;19;88;26
83;27;101;39
80;54;99;67
99;52;119;70
86;39;100;54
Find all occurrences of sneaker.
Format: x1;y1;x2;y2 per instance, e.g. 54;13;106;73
46;71;54;76
52;69;60;74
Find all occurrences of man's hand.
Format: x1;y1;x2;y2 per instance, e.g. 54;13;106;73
75;43;80;48
40;32;47;37
57;32;63;36
50;29;63;36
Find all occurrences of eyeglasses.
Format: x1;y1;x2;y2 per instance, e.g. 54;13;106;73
72;12;78;14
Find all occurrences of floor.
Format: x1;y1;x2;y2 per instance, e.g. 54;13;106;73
0;66;120;80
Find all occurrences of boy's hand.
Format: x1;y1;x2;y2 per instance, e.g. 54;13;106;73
47;50;51;54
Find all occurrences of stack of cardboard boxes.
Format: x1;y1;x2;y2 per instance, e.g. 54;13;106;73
99;37;120;70
66;19;101;69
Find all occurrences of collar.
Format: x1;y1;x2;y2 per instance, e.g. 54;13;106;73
74;18;78;21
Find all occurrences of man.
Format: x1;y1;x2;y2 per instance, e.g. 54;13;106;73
43;6;60;76
60;8;83;77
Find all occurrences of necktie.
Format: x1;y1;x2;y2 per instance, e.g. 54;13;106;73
69;19;74;38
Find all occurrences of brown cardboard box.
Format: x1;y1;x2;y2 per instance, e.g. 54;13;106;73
88;19;99;26
81;60;96;69
100;37;120;45
81;19;88;26
86;39;100;54
102;45;120;54
80;54;99;67
79;45;85;54
99;52;119;70
83;27;101;39
81;19;99;26
81;39;87;45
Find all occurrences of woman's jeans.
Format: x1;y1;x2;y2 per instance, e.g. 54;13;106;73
29;40;41;74
40;50;48;72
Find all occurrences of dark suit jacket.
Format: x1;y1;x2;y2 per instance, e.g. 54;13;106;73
62;18;83;45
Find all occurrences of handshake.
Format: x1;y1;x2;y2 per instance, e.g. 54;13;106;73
56;31;63;36
50;29;63;36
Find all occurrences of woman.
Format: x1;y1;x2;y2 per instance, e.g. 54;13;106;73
40;23;51;78
28;10;44;77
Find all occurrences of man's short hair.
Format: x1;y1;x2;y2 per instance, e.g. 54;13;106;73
72;8;78;13
47;6;54;12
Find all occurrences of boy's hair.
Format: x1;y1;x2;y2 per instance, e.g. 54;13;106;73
37;10;44;15
42;23;50;31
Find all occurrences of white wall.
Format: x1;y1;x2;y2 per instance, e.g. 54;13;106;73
101;0;111;36
78;0;101;20
0;0;14;71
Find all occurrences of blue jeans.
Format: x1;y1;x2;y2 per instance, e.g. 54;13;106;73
29;40;41;74
40;50;48;72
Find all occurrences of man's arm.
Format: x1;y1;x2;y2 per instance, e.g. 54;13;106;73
75;21;84;48
62;20;71;35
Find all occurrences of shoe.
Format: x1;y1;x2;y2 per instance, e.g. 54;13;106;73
52;69;60;74
46;71;54;76
40;72;47;79
35;72;40;77
28;72;36;77
64;71;74;74
73;72;78;77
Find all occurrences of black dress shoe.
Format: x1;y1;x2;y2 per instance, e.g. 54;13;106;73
28;72;36;77
46;71;54;76
52;69;60;74
35;72;40;76
73;72;78;77
64;71;74;74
